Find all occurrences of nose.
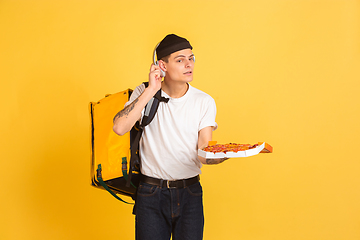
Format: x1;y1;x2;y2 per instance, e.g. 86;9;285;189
185;59;193;68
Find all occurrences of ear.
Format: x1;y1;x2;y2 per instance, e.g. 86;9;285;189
158;60;167;72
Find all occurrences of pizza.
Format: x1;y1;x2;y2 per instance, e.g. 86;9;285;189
199;142;272;159
203;143;259;153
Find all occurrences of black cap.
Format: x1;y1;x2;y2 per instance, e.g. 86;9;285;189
156;34;193;60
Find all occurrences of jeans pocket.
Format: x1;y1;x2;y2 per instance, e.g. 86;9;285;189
186;182;203;196
137;182;159;197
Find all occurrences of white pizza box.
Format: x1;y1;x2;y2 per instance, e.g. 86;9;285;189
198;142;272;159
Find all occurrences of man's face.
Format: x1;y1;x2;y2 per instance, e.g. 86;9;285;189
161;48;195;83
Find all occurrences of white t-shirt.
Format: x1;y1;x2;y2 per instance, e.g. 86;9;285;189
125;83;217;180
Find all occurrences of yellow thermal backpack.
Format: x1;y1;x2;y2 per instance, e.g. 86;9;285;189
90;82;168;204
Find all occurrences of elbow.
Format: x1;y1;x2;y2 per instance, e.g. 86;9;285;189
113;123;126;136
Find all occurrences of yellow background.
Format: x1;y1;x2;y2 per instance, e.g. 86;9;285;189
1;0;359;239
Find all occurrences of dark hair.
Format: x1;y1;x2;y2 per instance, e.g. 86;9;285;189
160;55;170;63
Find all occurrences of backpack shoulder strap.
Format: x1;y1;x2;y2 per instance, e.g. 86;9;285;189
126;82;169;187
140;82;169;128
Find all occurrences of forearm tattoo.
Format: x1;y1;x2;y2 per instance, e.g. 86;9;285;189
205;158;226;165
113;98;139;122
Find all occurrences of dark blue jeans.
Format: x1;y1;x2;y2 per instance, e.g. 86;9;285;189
135;181;204;240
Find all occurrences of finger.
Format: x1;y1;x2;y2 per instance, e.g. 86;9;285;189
150;64;160;72
220;157;229;163
150;70;162;82
152;69;161;77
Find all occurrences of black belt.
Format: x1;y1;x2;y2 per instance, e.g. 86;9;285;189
141;175;200;188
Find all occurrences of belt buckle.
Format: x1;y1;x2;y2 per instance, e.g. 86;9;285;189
166;180;176;189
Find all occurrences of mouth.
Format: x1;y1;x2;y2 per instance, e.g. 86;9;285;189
184;71;193;75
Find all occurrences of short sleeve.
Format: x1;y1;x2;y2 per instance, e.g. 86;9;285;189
124;83;146;119
199;96;218;131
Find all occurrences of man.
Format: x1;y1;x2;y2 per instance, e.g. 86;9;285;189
113;34;226;240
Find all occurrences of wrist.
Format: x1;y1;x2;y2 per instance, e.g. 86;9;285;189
144;84;160;95
142;86;159;101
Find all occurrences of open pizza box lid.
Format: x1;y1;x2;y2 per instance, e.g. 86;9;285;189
198;142;273;159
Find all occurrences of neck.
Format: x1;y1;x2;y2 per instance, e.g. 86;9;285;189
161;81;189;98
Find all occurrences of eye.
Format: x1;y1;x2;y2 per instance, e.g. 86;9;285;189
177;59;183;63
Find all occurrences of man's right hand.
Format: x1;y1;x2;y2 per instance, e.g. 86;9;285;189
149;64;163;92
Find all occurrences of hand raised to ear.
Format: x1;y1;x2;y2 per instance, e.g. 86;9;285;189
149;63;162;92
